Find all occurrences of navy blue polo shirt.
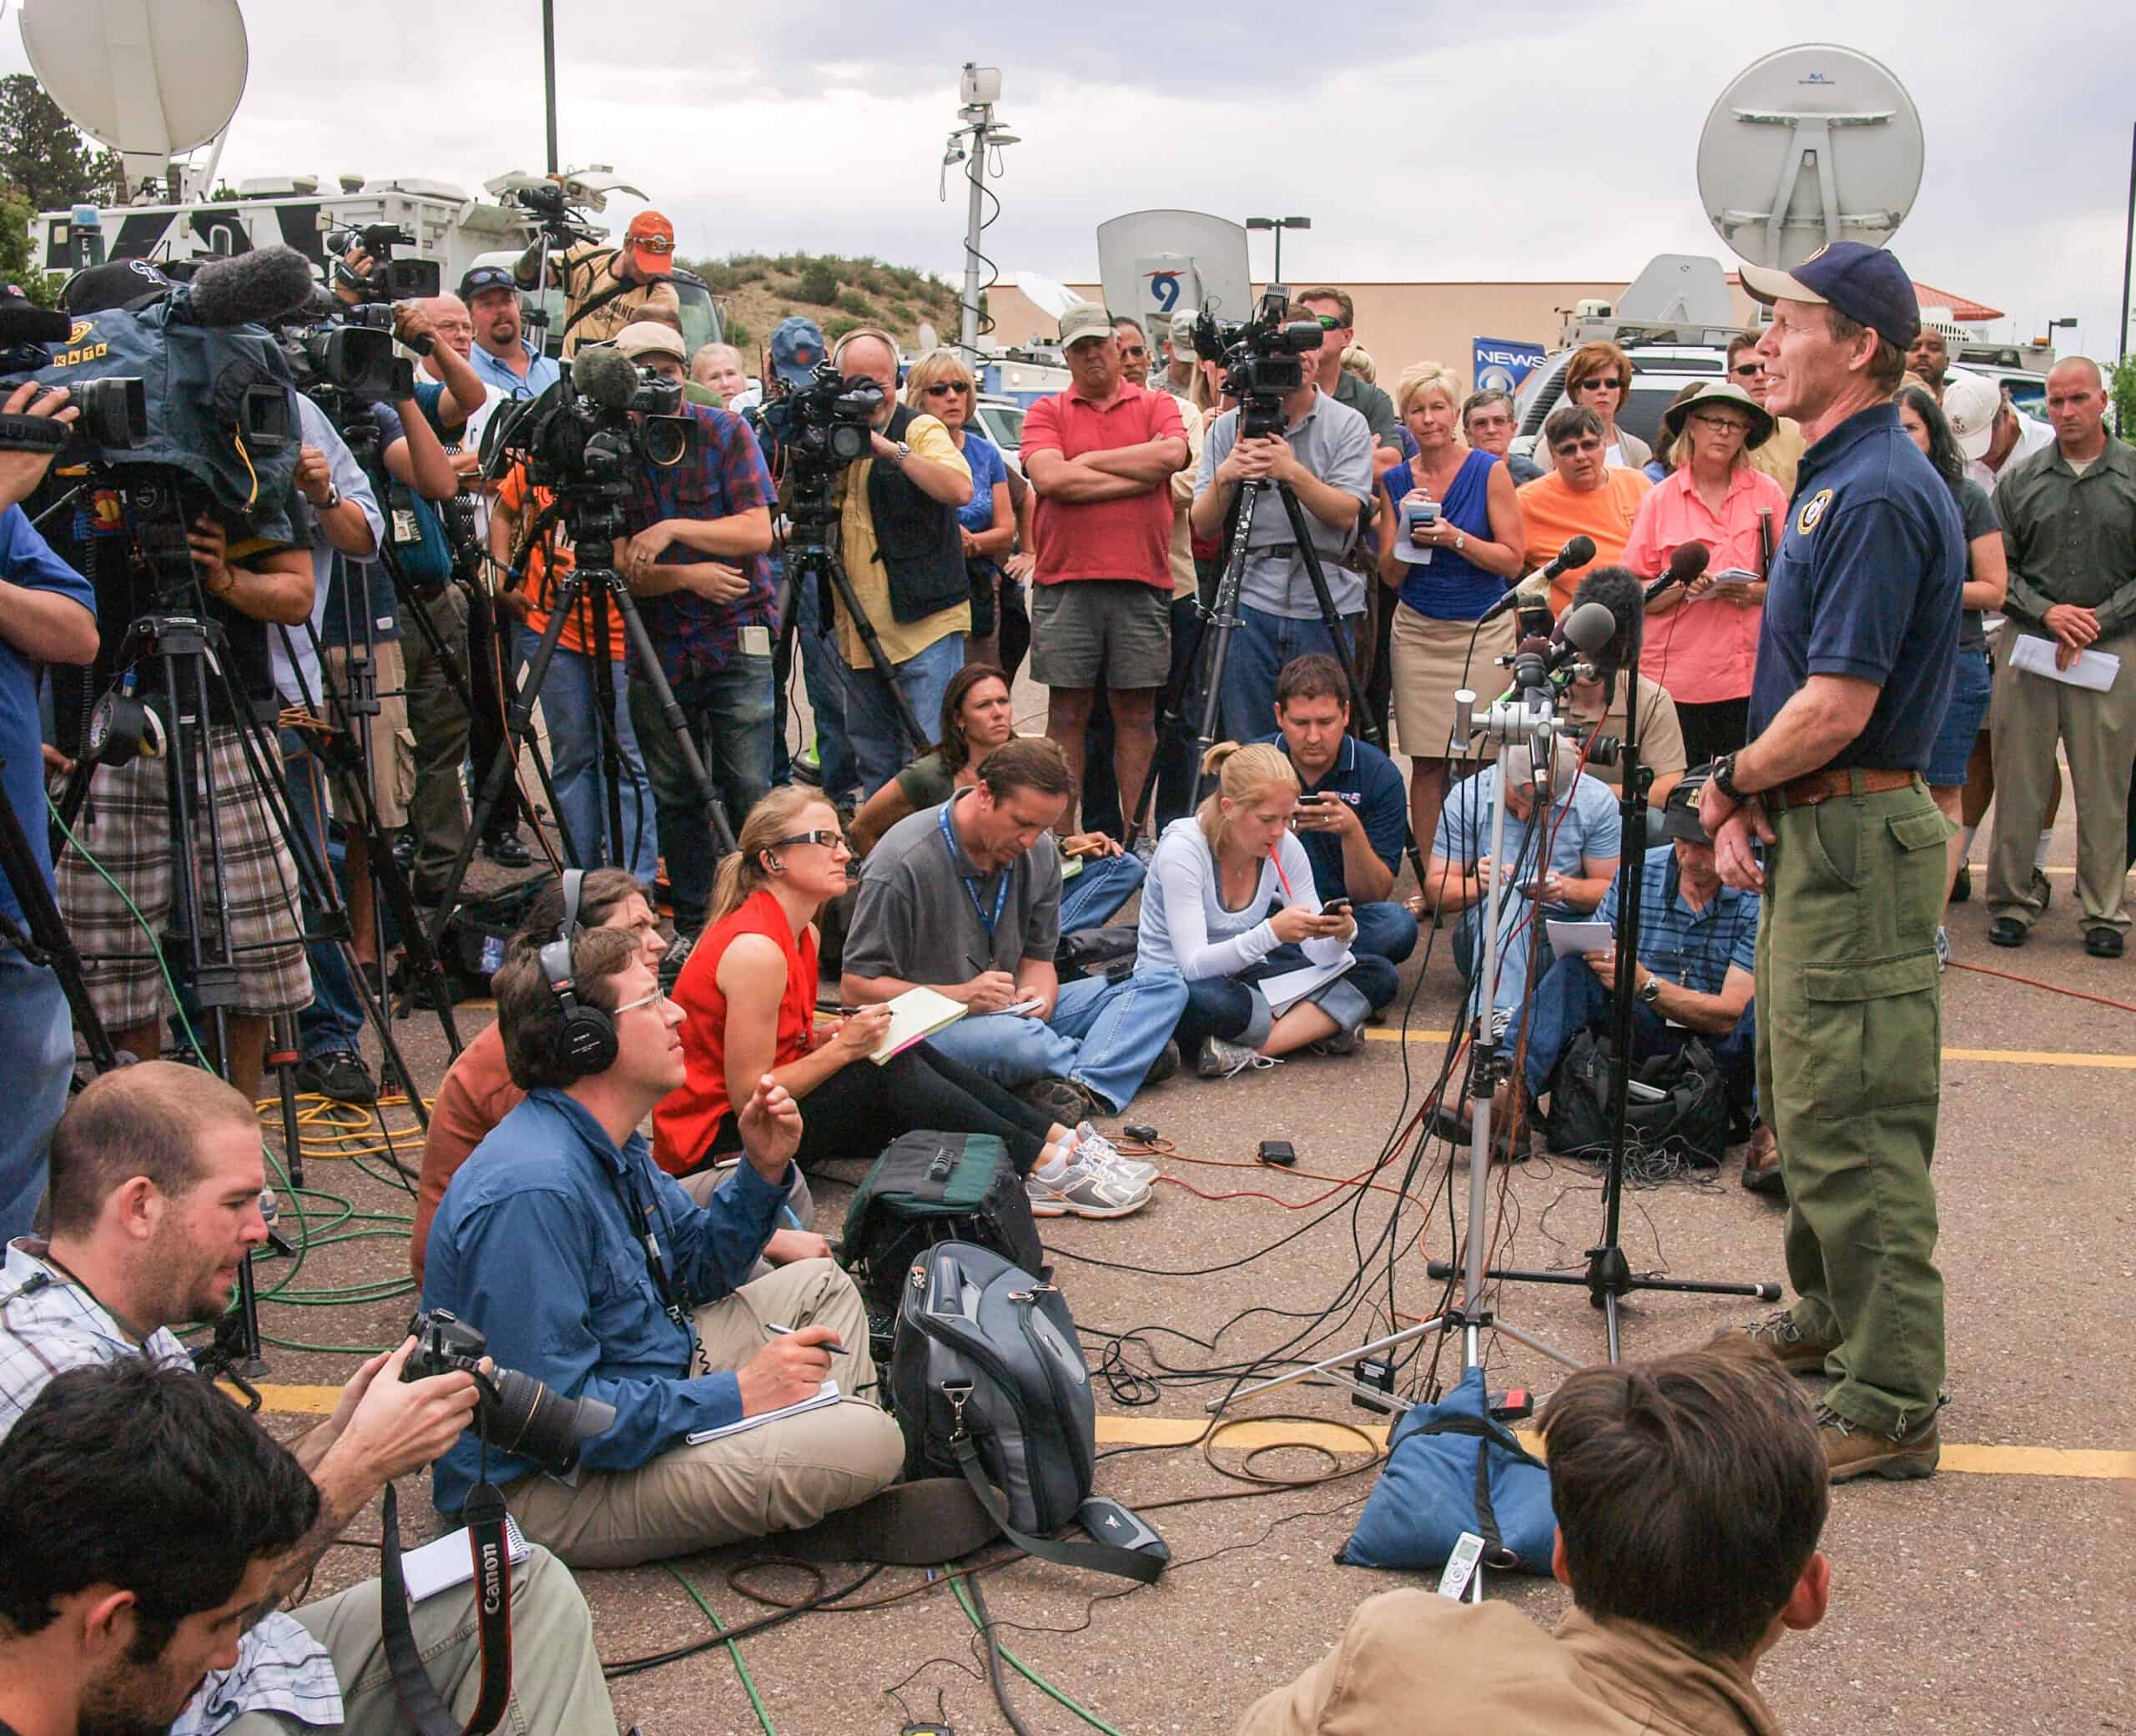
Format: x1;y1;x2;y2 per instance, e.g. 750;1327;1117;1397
1258;730;1408;900
1748;402;1964;771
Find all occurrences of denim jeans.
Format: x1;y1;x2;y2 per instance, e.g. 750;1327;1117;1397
1172;946;1396;1057
629;655;774;935
281;732;365;1059
1219;605;1361;746
847;632;964;799
1350;898;1418;968
1056;851;1146;934
1454;900;1543;1021
516;625;657;884
0;948;73;1241
923;969;1188;1114
1509;950;1756;1113
773;563;859;806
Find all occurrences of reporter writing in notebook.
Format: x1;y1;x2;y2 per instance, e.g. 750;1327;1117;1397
658;787;1144;1218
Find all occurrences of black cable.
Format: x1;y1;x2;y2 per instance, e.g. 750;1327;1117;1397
963;1571;1032;1736
598;1562;884;1678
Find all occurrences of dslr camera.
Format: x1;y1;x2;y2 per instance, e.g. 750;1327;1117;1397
1186;286;1322;436
404;1308;615;1472
773;359;884;470
326;224;443;304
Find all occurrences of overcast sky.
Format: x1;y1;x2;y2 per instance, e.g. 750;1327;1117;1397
8;2;2132;359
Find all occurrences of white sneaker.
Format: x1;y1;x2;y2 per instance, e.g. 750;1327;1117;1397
1197;1034;1278;1079
1934;926;1951;972
1072;1122;1156;1185
1026;1150;1151;1219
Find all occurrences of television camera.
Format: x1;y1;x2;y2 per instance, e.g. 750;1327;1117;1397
1183;285;1322;437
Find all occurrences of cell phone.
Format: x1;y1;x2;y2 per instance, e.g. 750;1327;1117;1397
1322;898;1353;915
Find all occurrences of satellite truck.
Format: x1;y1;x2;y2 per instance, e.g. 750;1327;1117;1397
16;0;723;357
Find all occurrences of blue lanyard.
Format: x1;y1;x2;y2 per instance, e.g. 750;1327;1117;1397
939;800;1010;940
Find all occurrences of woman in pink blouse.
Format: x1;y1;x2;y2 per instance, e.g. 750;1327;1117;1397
1620;382;1792;767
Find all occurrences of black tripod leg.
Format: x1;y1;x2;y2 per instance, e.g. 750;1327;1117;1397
812;551;929;760
0;794;119;1070
602;572;737;858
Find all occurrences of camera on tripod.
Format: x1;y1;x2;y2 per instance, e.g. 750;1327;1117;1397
1185;286;1322;435
404;1309;615;1472
776;358;884;469
326;224;442;304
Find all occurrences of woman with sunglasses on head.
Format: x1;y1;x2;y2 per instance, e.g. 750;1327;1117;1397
1559;342;1652;471
904;349;1017;668
658;787;1152;1215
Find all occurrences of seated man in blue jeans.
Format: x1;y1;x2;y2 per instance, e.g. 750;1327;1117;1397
842;737;1186;1143
1499;773;1760;1154
1259;652;1418;974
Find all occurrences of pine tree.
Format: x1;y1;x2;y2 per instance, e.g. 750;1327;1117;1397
0;74;116;213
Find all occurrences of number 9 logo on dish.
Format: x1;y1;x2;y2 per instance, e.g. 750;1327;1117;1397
1143;272;1181;314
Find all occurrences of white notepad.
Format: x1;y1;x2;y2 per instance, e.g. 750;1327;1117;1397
1546;920;1614;956
397;1516;531;1605
688;1381;839;1445
869;986;968;1063
1257;953;1357;1019
2009;634;2120;692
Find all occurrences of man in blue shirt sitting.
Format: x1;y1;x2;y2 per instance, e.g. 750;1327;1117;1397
1261;653;1418;981
421;919;911;1569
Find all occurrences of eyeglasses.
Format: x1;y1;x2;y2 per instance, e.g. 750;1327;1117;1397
1730;362;1763;379
1689;413;1751;435
1574;377;1625;394
771;829;852;853
1117;344;1148;360
1312;314;1346;331
612;988;677;1017
923;381;971;397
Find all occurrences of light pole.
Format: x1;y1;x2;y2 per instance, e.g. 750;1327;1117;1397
1245;215;1311;284
945;65;1019;356
2045;316;2079;356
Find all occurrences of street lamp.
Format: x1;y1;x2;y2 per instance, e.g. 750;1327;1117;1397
2045;316;2078;355
1245;215;1311;284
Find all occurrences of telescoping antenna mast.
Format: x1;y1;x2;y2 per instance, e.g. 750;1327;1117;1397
942;64;1019;356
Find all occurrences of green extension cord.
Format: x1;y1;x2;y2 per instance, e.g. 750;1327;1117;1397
662;1564;776;1736
950;1574;1122;1735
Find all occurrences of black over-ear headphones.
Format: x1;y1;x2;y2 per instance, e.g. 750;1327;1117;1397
537;869;619;1079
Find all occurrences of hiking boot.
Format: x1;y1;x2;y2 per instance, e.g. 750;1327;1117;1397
1072;1122;1156;1186
1819;1405;1940;1482
2085;927;2125;959
1025;1150;1151;1219
1987;916;2027;949
295;1049;378;1106
1196;1034;1277;1079
1020;1076;1101;1125
1741;1124;1786;1197
481;828;533;868
1142;1038;1181;1087
1709;1310;1838;1376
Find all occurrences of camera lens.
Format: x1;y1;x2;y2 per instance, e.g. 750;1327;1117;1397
481;1370;616;1472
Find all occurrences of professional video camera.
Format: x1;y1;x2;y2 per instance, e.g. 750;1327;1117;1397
0;294;149;455
772;358;884;471
1186;286;1322;437
405;1308;615;1472
326;223;442;304
481;343;694;496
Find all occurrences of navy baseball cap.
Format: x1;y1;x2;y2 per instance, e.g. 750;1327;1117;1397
459;264;519;301
1738;242;1921;350
770;315;827;387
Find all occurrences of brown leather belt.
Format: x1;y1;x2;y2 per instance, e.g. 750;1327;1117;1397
1767;767;1917;812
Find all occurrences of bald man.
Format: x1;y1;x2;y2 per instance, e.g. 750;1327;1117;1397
827;330;975;796
1986;357;2136;958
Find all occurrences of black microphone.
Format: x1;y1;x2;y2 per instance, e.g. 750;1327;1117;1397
1643;540;1710;605
182;246;320;328
1474;534;1599;626
1509;600;1620;696
570;344;642;413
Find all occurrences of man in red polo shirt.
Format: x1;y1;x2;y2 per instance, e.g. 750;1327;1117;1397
1024;302;1189;822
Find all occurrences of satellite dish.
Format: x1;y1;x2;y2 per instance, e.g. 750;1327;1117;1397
1096;210;1251;335
1697;43;1922;269
1013;271;1082;322
22;0;247;191
916;320;940;352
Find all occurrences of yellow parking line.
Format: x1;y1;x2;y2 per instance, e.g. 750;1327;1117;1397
224;1384;2133;1479
1358;1029;2135;1068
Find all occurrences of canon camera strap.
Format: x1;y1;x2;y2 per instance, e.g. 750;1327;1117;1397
380;1479;514;1736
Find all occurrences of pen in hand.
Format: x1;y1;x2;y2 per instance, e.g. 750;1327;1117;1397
767;1322;847;1356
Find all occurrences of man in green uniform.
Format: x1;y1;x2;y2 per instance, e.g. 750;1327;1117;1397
1696;243;1965;1482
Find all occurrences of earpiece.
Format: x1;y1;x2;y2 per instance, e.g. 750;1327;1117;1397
537;868;618;1079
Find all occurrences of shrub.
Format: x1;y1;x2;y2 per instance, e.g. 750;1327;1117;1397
797;264;839;304
825;314;864;340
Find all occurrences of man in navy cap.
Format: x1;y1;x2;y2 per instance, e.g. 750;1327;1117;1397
1695;242;1964;1482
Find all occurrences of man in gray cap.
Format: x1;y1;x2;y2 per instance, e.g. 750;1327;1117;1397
1698;242;1964;1482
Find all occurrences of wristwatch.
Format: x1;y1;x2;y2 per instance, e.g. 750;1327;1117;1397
1637;974;1663;1005
316;485;341;511
887;440;911;464
1453;530;1467;554
1710;752;1746;803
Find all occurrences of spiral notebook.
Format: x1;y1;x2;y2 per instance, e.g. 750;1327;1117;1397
687;1381;840;1444
869;986;968;1064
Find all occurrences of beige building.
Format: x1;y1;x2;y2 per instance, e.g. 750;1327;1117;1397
985;278;1763;386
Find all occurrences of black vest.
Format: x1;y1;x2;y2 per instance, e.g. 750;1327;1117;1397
862;402;968;623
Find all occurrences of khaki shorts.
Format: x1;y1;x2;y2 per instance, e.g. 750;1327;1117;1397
1028;579;1171;690
55;725;312;1029
322;640;411;828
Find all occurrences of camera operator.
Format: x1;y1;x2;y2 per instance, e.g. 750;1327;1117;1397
826;328;975;798
0;1060;619;1736
608;324;778;947
0;378;98;1245
460;264;560;400
421;929;916;1568
1235;1350;1830;1736
1190;327;1376;744
514;209;682;360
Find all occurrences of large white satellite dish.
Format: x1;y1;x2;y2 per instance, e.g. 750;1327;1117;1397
1697;43;1922;269
20;0;249;193
1013;271;1083;322
1096;210;1252;335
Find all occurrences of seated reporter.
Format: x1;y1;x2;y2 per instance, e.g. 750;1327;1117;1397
1258;653;1418;972
658;787;1119;1213
410;868;819;1286
421;932;907;1569
841;738;1185;1160
1236;1349;1829;1736
1139;742;1393;1079
0;1061;617;1736
1499;772;1761;1160
1554;566;1690;812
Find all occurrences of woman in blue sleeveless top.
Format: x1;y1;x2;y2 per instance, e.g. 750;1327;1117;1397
1375;363;1526;852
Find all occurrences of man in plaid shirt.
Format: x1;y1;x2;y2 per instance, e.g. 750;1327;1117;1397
613;324;779;943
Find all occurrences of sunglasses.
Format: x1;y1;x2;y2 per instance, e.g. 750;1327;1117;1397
1575;376;1625;393
771;829;851;853
1730;362;1763;379
924;381;972;397
629;234;675;254
1312;314;1346;331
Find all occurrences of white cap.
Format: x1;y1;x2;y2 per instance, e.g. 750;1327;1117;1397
1941;370;2000;461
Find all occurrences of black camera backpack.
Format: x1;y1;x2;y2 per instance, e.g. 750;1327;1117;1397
840;1131;1043;1321
1541;1028;1730;1170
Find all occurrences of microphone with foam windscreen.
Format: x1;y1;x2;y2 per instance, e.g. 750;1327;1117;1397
183;247;321;329
1643;540;1710;606
570;344;642;414
1474;534;1598;626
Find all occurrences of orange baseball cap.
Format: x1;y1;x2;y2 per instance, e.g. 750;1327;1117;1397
623;210;676;275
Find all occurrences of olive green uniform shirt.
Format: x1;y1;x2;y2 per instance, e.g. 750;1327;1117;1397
1996;435;2136;636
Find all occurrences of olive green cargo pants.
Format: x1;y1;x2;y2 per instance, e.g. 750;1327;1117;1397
1755;774;1948;1437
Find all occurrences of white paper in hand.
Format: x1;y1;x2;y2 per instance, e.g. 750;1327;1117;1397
2009;634;2120;693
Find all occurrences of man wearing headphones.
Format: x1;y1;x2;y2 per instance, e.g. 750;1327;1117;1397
418;881;910;1569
